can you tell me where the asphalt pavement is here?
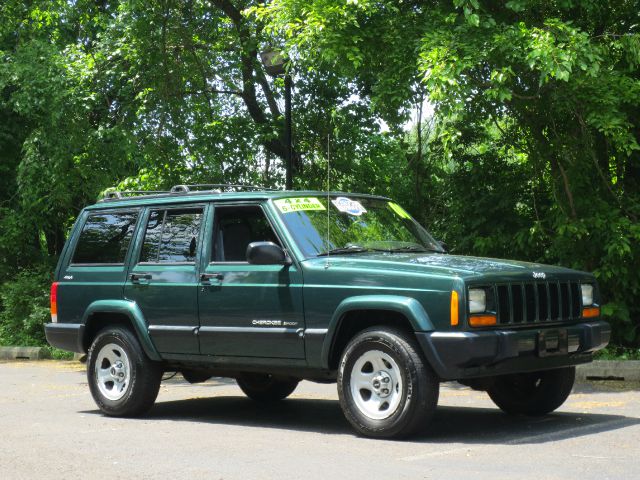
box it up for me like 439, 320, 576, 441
1, 360, 638, 479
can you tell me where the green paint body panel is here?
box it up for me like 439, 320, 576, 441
198, 262, 305, 358
319, 294, 435, 368
46, 189, 610, 381
82, 300, 161, 361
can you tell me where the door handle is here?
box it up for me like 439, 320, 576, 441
200, 272, 224, 285
130, 273, 152, 284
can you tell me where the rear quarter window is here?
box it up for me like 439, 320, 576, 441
72, 211, 139, 264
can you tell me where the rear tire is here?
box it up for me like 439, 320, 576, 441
236, 373, 299, 402
87, 327, 162, 416
487, 366, 576, 416
337, 327, 439, 439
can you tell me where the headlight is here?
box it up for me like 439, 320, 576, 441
581, 284, 594, 306
468, 288, 487, 314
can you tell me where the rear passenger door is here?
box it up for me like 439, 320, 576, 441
124, 204, 206, 354
197, 203, 305, 358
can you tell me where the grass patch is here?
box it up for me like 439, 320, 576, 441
43, 346, 75, 360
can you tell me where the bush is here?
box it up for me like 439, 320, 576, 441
594, 346, 640, 361
0, 266, 53, 346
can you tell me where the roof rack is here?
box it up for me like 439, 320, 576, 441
103, 190, 168, 200
169, 184, 279, 193
101, 183, 280, 202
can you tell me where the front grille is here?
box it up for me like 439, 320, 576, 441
494, 281, 582, 325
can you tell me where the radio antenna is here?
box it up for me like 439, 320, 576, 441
325, 133, 331, 269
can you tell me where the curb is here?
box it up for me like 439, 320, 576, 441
577, 360, 640, 382
0, 346, 51, 360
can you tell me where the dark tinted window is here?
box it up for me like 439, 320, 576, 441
140, 208, 203, 263
72, 211, 138, 264
213, 206, 280, 262
140, 210, 163, 262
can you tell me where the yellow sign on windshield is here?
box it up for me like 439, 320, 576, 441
274, 197, 326, 213
388, 202, 411, 219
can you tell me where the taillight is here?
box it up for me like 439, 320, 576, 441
50, 282, 58, 323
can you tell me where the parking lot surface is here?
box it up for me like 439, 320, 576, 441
1, 360, 638, 479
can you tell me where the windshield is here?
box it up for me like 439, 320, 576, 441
273, 195, 444, 258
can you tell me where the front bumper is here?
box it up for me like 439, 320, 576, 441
417, 320, 610, 380
45, 323, 85, 353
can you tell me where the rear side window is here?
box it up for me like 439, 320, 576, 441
72, 211, 139, 264
140, 208, 203, 263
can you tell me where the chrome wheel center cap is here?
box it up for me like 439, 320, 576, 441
110, 361, 126, 382
372, 371, 393, 398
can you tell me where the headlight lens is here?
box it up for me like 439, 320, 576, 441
468, 288, 487, 314
581, 284, 594, 306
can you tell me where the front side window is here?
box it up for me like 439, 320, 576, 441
140, 208, 203, 263
212, 206, 280, 262
72, 211, 138, 264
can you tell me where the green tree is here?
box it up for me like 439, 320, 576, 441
0, 0, 399, 345
259, 0, 640, 344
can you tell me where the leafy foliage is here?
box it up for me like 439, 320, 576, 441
259, 0, 640, 345
0, 266, 51, 346
594, 345, 640, 361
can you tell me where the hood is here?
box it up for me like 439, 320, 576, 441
302, 252, 589, 281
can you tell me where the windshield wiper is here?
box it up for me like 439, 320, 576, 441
317, 245, 373, 256
317, 245, 443, 256
387, 245, 443, 253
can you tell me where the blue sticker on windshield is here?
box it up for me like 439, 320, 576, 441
331, 197, 367, 216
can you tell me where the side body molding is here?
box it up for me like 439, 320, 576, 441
320, 295, 434, 368
82, 300, 161, 361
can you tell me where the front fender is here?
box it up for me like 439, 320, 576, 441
82, 300, 161, 361
320, 295, 434, 368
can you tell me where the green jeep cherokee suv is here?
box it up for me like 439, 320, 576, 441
46, 185, 610, 438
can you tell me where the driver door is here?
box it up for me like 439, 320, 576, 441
197, 203, 305, 358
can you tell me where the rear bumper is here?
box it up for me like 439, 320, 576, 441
45, 323, 85, 353
417, 320, 610, 380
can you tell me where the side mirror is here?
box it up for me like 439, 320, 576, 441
246, 241, 291, 265
438, 240, 448, 252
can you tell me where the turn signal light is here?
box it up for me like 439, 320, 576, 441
469, 314, 497, 327
450, 290, 459, 326
582, 307, 600, 318
50, 282, 58, 323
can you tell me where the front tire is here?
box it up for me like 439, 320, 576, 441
337, 327, 439, 439
487, 366, 576, 416
87, 327, 162, 416
236, 373, 299, 402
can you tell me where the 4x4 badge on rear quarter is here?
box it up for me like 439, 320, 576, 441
63, 275, 73, 280
533, 272, 546, 279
